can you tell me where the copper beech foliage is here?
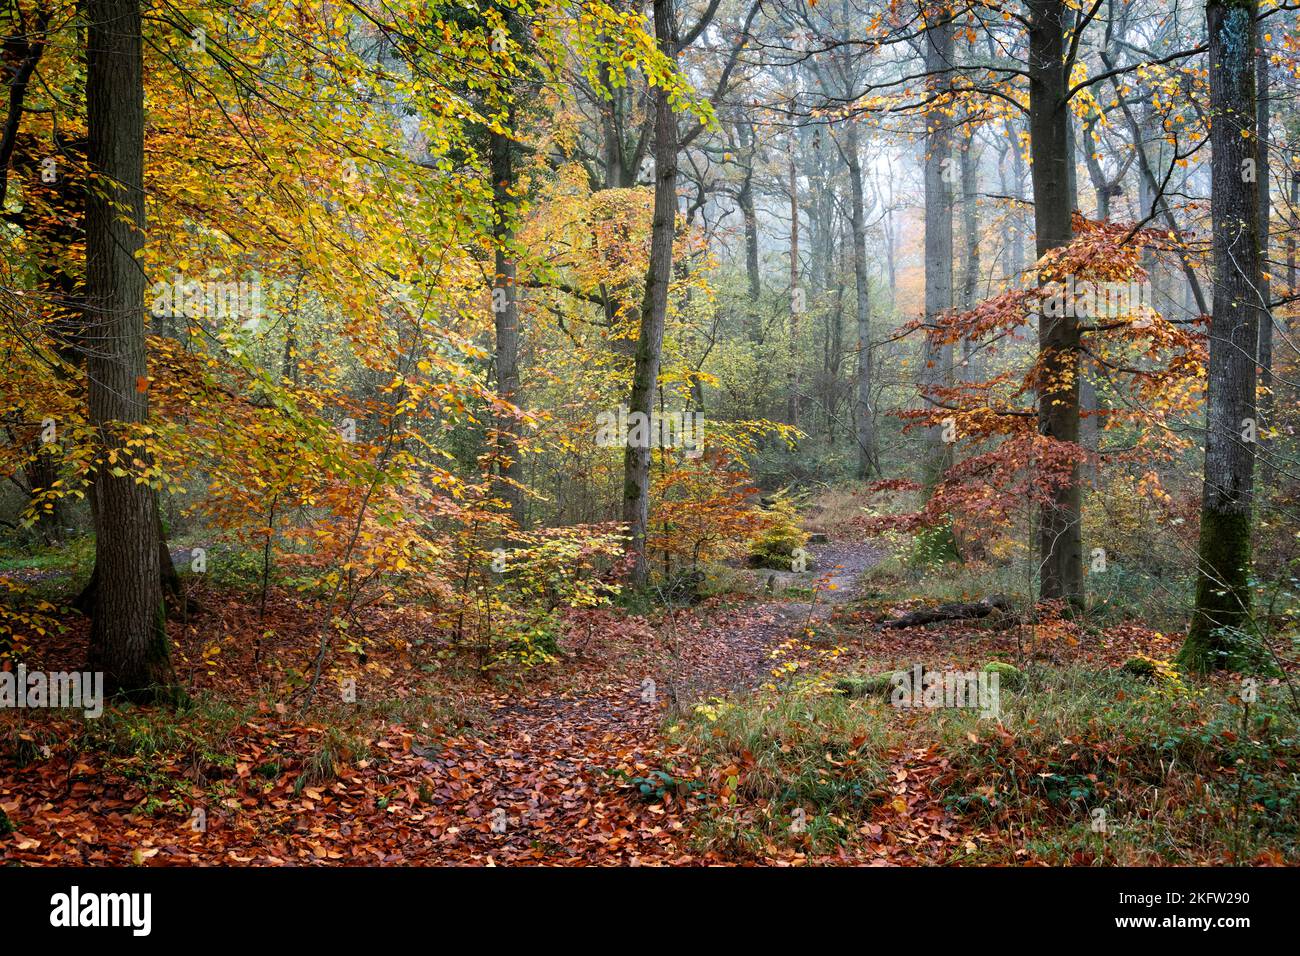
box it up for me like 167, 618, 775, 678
871, 215, 1205, 535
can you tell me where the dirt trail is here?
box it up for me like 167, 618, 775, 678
0, 540, 896, 867
394, 538, 889, 864
662, 539, 887, 704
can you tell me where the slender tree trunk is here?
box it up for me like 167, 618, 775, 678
1004, 118, 1029, 277
845, 119, 875, 476
1078, 120, 1106, 487
958, 124, 981, 402
738, 124, 761, 304
1180, 0, 1262, 672
83, 0, 175, 701
1028, 0, 1083, 606
1255, 47, 1273, 482
741, 184, 759, 302
1288, 166, 1297, 335
490, 119, 523, 525
787, 145, 801, 426
737, 121, 762, 342
959, 131, 981, 315
622, 0, 677, 587
921, 9, 954, 491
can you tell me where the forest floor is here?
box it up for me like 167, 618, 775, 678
0, 537, 927, 865
1, 534, 1287, 866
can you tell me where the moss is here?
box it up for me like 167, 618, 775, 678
1120, 656, 1158, 681
1179, 508, 1259, 674
981, 661, 1024, 691
834, 673, 896, 699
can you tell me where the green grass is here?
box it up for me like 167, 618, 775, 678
0, 536, 96, 602
665, 660, 1299, 864
918, 666, 1299, 864
666, 689, 899, 858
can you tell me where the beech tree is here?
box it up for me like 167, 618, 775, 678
83, 0, 176, 699
1027, 0, 1083, 606
622, 0, 679, 586
1179, 0, 1263, 672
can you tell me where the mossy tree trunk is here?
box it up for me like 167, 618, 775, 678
1179, 0, 1262, 673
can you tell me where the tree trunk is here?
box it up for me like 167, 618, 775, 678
959, 131, 981, 315
1288, 166, 1297, 336
490, 119, 523, 525
83, 0, 175, 701
1004, 118, 1029, 277
1028, 0, 1083, 606
1078, 120, 1105, 488
738, 124, 761, 302
1284, 162, 1294, 335
921, 9, 954, 490
1255, 47, 1273, 483
787, 145, 801, 426
845, 120, 875, 477
1179, 0, 1261, 673
622, 0, 677, 587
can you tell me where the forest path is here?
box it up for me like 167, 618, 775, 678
393, 537, 893, 865
0, 539, 902, 867
4, 538, 972, 867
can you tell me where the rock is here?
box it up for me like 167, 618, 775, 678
1120, 656, 1159, 682
807, 532, 829, 544
834, 673, 897, 699
981, 661, 1025, 691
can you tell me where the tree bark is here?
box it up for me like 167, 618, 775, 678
738, 123, 761, 305
1028, 0, 1083, 606
490, 118, 523, 525
83, 0, 175, 700
1180, 0, 1262, 672
1289, 165, 1298, 336
1003, 118, 1029, 277
845, 119, 875, 477
787, 144, 801, 426
921, 9, 954, 490
622, 0, 677, 587
1255, 47, 1273, 482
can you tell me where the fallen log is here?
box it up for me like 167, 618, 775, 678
878, 594, 1011, 629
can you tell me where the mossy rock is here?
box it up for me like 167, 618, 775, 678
1120, 656, 1159, 682
981, 661, 1025, 691
834, 673, 897, 699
